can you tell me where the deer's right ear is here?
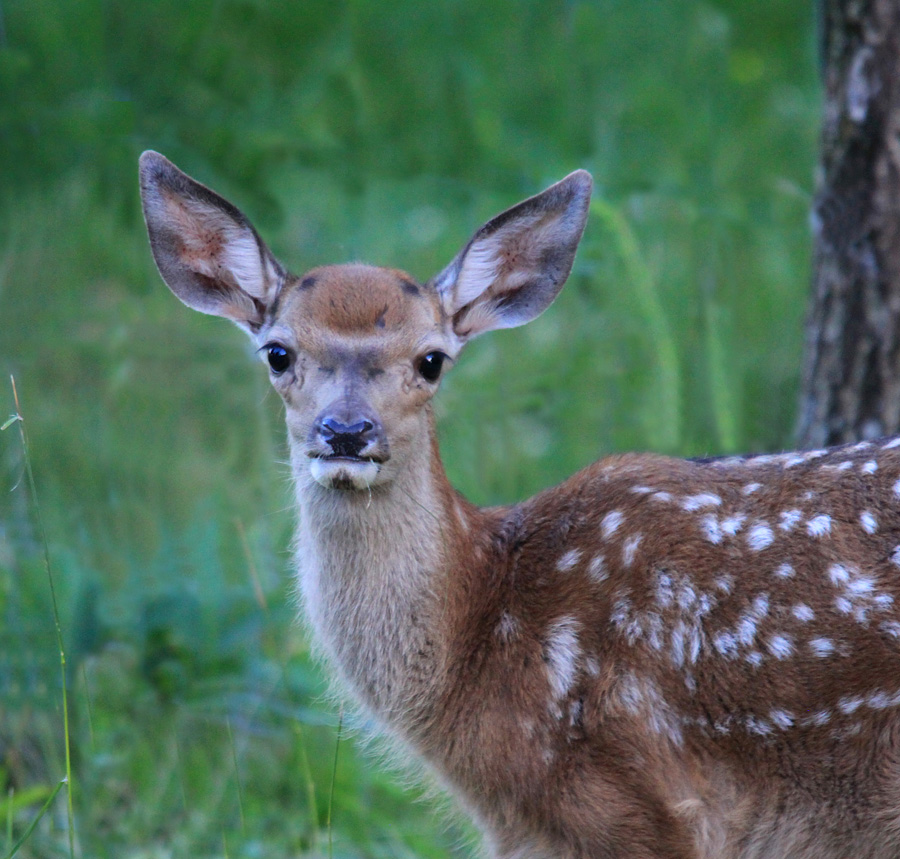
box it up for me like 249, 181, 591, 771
139, 151, 285, 333
432, 170, 592, 343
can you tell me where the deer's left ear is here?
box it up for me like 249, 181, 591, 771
431, 170, 592, 342
139, 151, 285, 334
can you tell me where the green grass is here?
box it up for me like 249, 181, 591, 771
0, 0, 819, 855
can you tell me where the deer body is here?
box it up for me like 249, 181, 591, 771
139, 151, 900, 857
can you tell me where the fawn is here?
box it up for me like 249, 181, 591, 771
140, 150, 900, 858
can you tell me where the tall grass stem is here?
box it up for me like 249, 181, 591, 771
6, 377, 76, 857
2, 778, 66, 859
588, 199, 683, 451
327, 707, 343, 859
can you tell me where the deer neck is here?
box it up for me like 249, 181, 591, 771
292, 409, 463, 729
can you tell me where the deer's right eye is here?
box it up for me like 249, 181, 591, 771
417, 351, 447, 383
266, 344, 292, 374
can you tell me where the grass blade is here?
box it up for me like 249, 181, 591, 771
226, 717, 246, 837
588, 199, 683, 451
326, 707, 343, 859
2, 778, 66, 859
6, 377, 76, 857
294, 722, 319, 850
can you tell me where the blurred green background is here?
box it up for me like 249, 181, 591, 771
0, 1, 818, 856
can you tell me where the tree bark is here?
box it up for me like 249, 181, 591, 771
797, 0, 900, 448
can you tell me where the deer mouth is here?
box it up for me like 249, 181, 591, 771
308, 450, 388, 467
308, 453, 384, 490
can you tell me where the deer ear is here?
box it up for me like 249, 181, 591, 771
139, 151, 285, 333
432, 170, 592, 342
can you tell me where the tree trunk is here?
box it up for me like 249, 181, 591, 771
797, 0, 900, 448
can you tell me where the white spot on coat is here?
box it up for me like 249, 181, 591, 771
867, 691, 891, 709
736, 595, 768, 647
751, 593, 770, 616
601, 510, 624, 539
677, 583, 697, 611
682, 493, 722, 511
769, 709, 795, 729
881, 621, 900, 639
713, 631, 738, 658
774, 562, 795, 579
715, 575, 734, 594
587, 554, 607, 583
544, 617, 580, 699
747, 522, 775, 551
809, 638, 835, 657
792, 604, 814, 622
807, 515, 832, 537
687, 625, 702, 664
884, 437, 900, 450
721, 514, 747, 536
847, 576, 875, 596
829, 564, 851, 586
496, 611, 520, 642
670, 621, 687, 668
610, 596, 632, 628
644, 612, 664, 651
556, 548, 582, 572
622, 534, 643, 567
742, 482, 762, 495
745, 715, 774, 736
838, 695, 864, 715
656, 572, 674, 608
860, 511, 878, 535
699, 514, 722, 544
778, 510, 803, 532
767, 634, 794, 659
800, 710, 832, 727
861, 460, 878, 474
613, 675, 683, 747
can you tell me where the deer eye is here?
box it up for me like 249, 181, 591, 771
265, 344, 292, 374
417, 351, 447, 383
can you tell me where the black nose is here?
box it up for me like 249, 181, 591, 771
317, 416, 376, 458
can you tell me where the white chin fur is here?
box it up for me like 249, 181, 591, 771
310, 457, 380, 490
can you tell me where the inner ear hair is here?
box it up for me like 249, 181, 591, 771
139, 151, 285, 332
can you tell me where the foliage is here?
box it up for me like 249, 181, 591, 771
0, 0, 818, 855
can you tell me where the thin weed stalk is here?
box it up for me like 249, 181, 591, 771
293, 722, 319, 850
81, 664, 95, 751
588, 199, 682, 452
2, 778, 66, 859
226, 717, 246, 837
326, 707, 343, 859
4, 377, 76, 857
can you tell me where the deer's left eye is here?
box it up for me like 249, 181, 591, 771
265, 344, 292, 374
417, 351, 446, 383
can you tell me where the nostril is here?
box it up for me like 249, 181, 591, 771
347, 419, 374, 436
320, 417, 375, 438
320, 417, 340, 438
